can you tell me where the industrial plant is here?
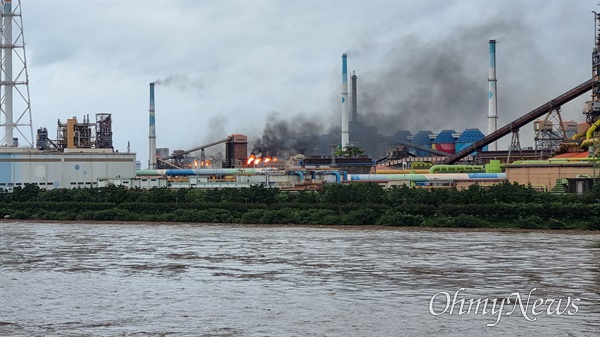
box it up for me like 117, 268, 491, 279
2, 0, 600, 194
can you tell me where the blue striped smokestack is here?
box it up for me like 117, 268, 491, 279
488, 40, 498, 151
341, 53, 349, 147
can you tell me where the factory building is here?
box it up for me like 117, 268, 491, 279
0, 113, 136, 191
0, 147, 136, 190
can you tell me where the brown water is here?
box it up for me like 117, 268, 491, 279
1, 222, 599, 336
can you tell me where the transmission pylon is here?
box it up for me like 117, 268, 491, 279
0, 0, 33, 147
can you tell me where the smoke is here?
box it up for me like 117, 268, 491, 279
358, 18, 528, 136
252, 14, 569, 158
203, 115, 228, 157
251, 112, 324, 157
153, 74, 204, 91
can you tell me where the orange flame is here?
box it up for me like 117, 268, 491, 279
254, 158, 262, 165
247, 155, 255, 165
264, 157, 271, 163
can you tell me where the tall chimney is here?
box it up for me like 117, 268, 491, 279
341, 53, 349, 148
488, 39, 498, 151
149, 83, 157, 169
351, 71, 358, 124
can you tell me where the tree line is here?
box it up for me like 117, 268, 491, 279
1, 182, 599, 230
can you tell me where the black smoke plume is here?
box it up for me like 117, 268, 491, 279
252, 112, 323, 157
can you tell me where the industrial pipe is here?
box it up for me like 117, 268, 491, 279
290, 171, 305, 182
136, 168, 259, 176
322, 171, 341, 183
350, 173, 506, 182
428, 165, 485, 174
585, 119, 600, 141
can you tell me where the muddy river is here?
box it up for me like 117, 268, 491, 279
1, 222, 599, 336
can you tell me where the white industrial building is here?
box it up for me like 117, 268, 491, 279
0, 148, 136, 190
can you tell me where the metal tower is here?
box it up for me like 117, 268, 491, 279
0, 0, 33, 147
585, 10, 600, 124
506, 128, 522, 163
534, 108, 567, 158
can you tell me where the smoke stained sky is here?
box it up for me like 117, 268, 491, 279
20, 0, 595, 164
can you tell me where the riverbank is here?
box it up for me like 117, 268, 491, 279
2, 219, 599, 235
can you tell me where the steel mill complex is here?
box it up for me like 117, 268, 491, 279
1, 0, 599, 194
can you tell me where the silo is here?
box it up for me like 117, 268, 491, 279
456, 129, 487, 154
412, 131, 434, 157
432, 130, 457, 154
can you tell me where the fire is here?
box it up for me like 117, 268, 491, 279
246, 153, 279, 166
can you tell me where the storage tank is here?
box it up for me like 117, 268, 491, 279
412, 131, 434, 157
455, 128, 487, 154
432, 130, 457, 154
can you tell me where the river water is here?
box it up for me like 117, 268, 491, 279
0, 222, 599, 336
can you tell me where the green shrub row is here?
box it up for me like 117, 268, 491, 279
1, 182, 599, 230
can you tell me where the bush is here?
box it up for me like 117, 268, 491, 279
377, 210, 424, 227
451, 214, 489, 228
547, 218, 566, 230
516, 215, 544, 229
342, 208, 379, 225
421, 216, 454, 227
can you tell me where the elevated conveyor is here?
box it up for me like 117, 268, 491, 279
442, 79, 593, 164
159, 138, 228, 161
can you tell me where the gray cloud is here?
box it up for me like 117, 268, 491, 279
20, 1, 595, 165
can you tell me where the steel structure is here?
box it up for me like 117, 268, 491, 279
0, 0, 32, 147
442, 79, 593, 164
585, 11, 600, 124
157, 138, 230, 169
160, 138, 229, 161
95, 113, 113, 149
534, 108, 567, 159
506, 129, 522, 163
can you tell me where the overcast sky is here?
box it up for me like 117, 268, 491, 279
15, 0, 597, 165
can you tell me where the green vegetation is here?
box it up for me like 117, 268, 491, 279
1, 182, 600, 230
